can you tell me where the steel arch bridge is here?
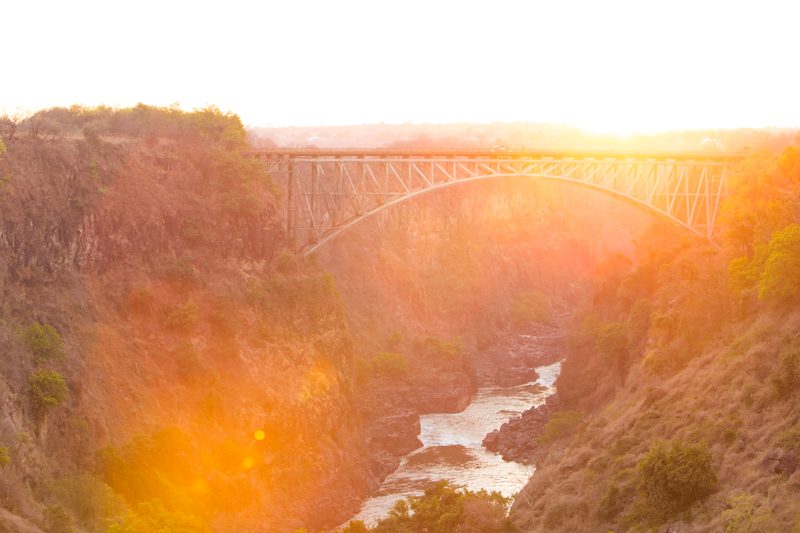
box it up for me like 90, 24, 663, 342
253, 149, 740, 255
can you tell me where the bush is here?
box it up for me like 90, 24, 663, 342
29, 370, 69, 418
758, 224, 800, 303
538, 411, 582, 445
107, 499, 209, 533
721, 493, 775, 532
166, 257, 197, 286
637, 440, 717, 520
174, 342, 204, 381
165, 300, 199, 332
338, 521, 368, 533
510, 290, 553, 327
417, 336, 461, 359
127, 287, 154, 315
0, 446, 9, 467
369, 352, 409, 377
23, 322, 64, 361
598, 484, 623, 520
777, 425, 800, 451
368, 481, 515, 533
595, 321, 630, 376
771, 347, 800, 398
43, 505, 74, 533
47, 474, 125, 528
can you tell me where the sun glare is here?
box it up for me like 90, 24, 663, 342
3, 0, 800, 131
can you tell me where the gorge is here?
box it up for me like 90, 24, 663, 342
1, 107, 800, 532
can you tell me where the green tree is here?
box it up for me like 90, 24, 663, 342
29, 370, 69, 418
369, 481, 516, 533
637, 440, 717, 520
758, 224, 800, 302
538, 411, 582, 445
107, 499, 208, 533
23, 322, 64, 361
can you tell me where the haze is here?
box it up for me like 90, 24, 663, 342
4, 0, 800, 133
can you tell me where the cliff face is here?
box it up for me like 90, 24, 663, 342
0, 108, 661, 532
507, 221, 800, 532
313, 177, 649, 490
0, 114, 375, 532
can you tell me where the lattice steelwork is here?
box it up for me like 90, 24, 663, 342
253, 150, 738, 255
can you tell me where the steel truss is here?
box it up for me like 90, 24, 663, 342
253, 150, 737, 255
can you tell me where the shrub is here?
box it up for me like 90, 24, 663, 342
165, 300, 199, 332
595, 321, 630, 375
43, 505, 74, 533
179, 217, 204, 244
758, 224, 800, 303
0, 446, 9, 467
166, 257, 197, 286
510, 290, 553, 327
598, 484, 623, 520
107, 499, 209, 533
127, 287, 154, 315
542, 500, 575, 530
777, 425, 800, 451
23, 322, 64, 361
721, 493, 775, 532
29, 370, 69, 418
339, 521, 368, 532
174, 342, 204, 381
47, 474, 124, 528
771, 347, 800, 398
417, 336, 461, 359
538, 411, 582, 445
221, 190, 260, 218
274, 250, 298, 274
369, 481, 515, 533
637, 440, 717, 520
728, 250, 765, 298
369, 352, 409, 377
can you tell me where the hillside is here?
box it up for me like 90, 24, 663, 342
0, 106, 376, 532
507, 147, 800, 531
0, 106, 652, 532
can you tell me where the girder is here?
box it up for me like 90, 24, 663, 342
252, 150, 740, 255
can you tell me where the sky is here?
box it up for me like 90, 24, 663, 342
3, 0, 800, 134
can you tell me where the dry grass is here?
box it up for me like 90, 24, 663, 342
510, 309, 800, 532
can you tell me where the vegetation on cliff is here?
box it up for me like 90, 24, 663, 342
510, 144, 800, 531
339, 481, 517, 533
0, 106, 371, 532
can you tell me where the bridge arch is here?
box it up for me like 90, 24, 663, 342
254, 150, 736, 256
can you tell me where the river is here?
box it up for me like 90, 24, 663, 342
348, 360, 561, 526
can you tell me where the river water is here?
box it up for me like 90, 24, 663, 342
349, 360, 561, 526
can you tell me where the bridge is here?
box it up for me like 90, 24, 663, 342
253, 149, 740, 255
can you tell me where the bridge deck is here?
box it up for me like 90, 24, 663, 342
251, 148, 743, 162
252, 148, 740, 254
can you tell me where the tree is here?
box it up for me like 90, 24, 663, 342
637, 440, 717, 520
758, 224, 800, 303
23, 322, 65, 361
368, 481, 516, 533
29, 370, 69, 419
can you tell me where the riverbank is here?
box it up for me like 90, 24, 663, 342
350, 360, 561, 527
357, 324, 566, 486
338, 327, 565, 529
